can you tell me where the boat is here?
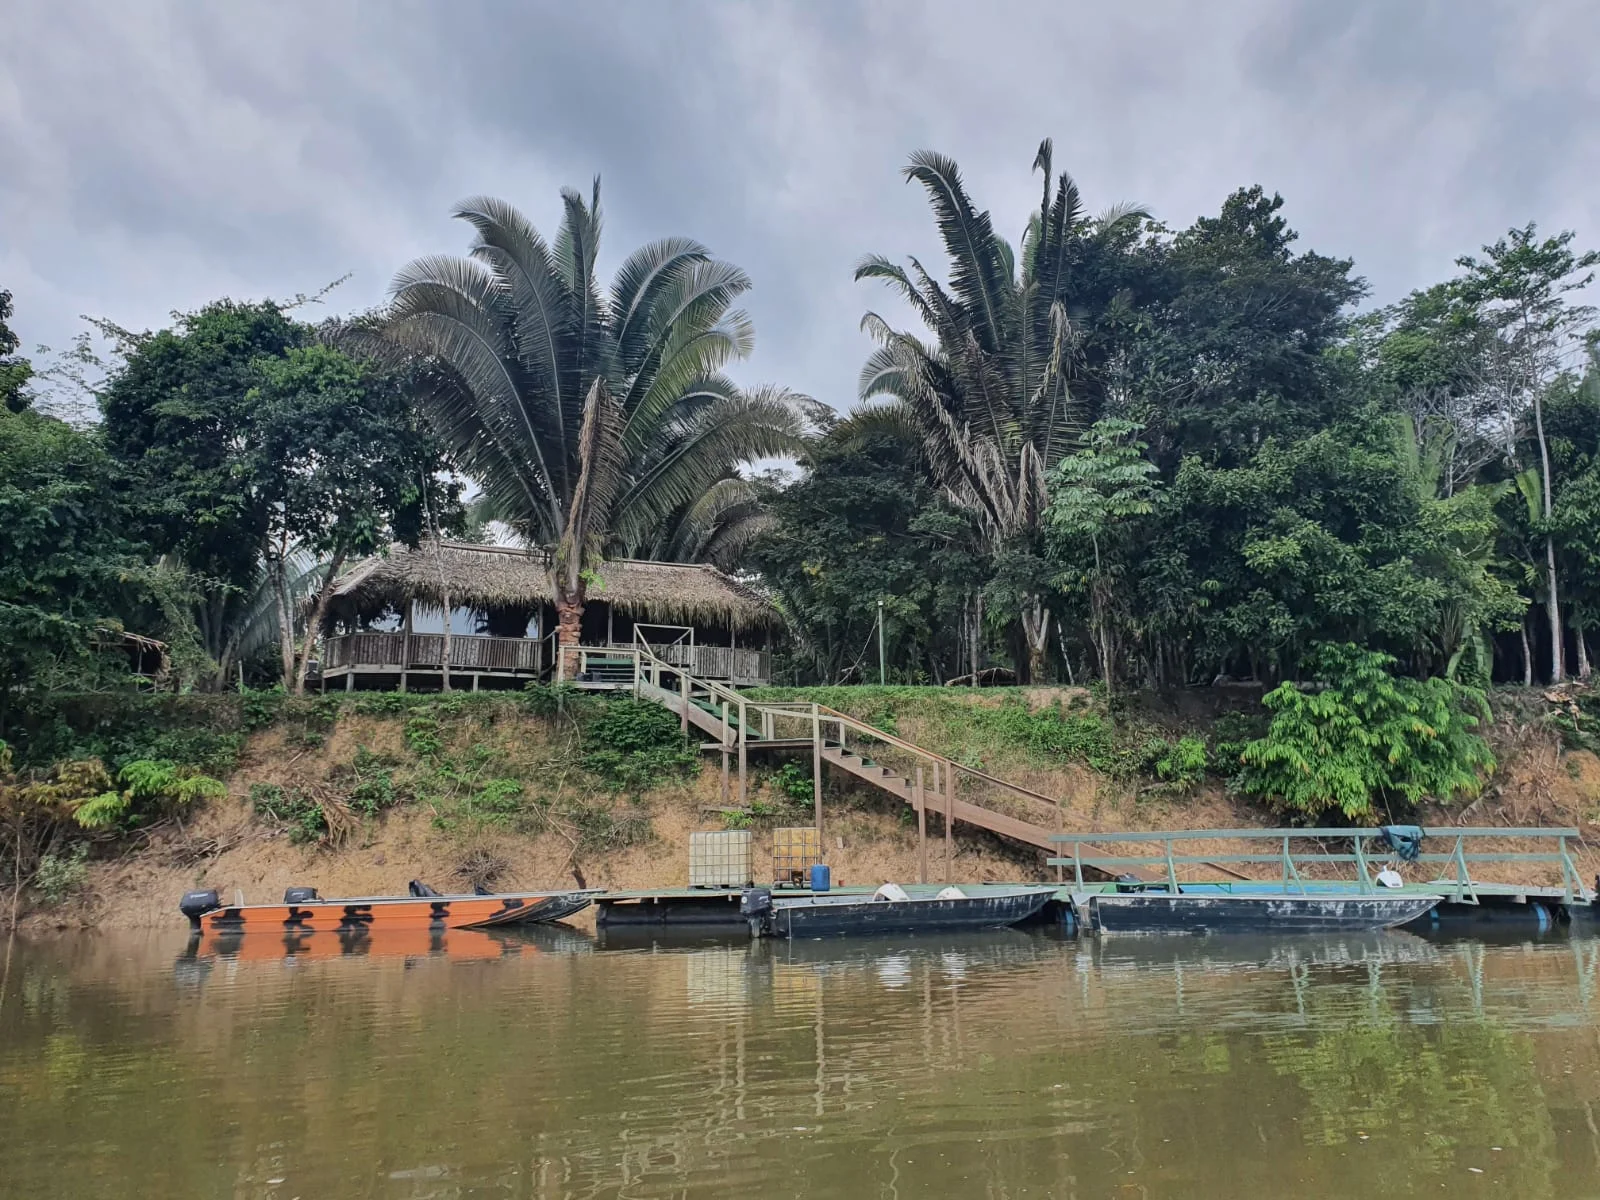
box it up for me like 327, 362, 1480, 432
742, 883, 1056, 939
1081, 889, 1442, 936
179, 881, 600, 933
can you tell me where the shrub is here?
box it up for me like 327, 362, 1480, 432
521, 682, 581, 717
1138, 735, 1207, 795
1235, 643, 1495, 820
33, 843, 90, 904
403, 714, 443, 759
461, 778, 525, 822
581, 698, 698, 792
74, 759, 226, 831
250, 780, 326, 844
769, 761, 814, 803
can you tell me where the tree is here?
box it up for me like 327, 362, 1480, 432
100, 300, 306, 679
0, 407, 156, 722
248, 344, 457, 693
851, 140, 1146, 682
1046, 418, 1160, 696
0, 289, 32, 413
750, 427, 985, 683
374, 185, 806, 670
1453, 224, 1599, 682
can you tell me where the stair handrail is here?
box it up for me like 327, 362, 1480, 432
633, 652, 1062, 818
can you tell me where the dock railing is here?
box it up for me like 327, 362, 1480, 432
1046, 827, 1592, 904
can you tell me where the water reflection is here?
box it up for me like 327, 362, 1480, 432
2, 927, 1600, 1197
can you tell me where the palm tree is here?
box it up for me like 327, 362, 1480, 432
376, 183, 806, 666
851, 140, 1145, 681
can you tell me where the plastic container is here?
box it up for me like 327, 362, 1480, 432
809, 863, 831, 892
688, 830, 753, 888
773, 826, 823, 886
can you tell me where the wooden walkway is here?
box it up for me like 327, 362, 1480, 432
620, 646, 1093, 873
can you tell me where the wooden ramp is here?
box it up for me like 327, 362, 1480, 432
629, 649, 1104, 871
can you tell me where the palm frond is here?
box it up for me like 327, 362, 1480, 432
902, 150, 1015, 351
612, 237, 711, 369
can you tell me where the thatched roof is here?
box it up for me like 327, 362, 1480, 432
327, 541, 779, 630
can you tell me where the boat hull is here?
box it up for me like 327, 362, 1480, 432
196, 892, 592, 934
1086, 892, 1441, 936
770, 887, 1054, 939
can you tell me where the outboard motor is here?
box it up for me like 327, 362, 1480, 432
408, 879, 441, 898
282, 886, 320, 904
178, 889, 221, 930
740, 886, 773, 938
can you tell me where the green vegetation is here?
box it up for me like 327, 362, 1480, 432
579, 698, 700, 793
4, 144, 1600, 879
1235, 644, 1495, 819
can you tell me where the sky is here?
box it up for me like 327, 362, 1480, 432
3, 0, 1597, 414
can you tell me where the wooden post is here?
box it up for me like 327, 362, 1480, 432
915, 766, 927, 885
1055, 794, 1064, 883
399, 603, 412, 694
680, 669, 690, 734
811, 704, 824, 844
945, 766, 954, 882
721, 701, 731, 807
737, 700, 747, 807
440, 591, 452, 693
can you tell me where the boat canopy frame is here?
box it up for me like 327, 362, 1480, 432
1046, 826, 1591, 905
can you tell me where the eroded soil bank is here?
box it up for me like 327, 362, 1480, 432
17, 685, 1600, 933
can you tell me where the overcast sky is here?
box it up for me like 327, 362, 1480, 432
3, 0, 1597, 413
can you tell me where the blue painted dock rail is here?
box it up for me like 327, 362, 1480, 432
1046, 827, 1592, 905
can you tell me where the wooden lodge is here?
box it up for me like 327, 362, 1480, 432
319, 541, 779, 691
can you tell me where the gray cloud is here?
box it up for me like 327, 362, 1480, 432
3, 0, 1596, 413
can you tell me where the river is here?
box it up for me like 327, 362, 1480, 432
2, 926, 1598, 1197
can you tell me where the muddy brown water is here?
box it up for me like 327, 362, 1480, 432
3, 926, 1600, 1198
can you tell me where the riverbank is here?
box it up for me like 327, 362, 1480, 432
11, 684, 1600, 932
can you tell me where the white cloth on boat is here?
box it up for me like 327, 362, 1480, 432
873, 884, 910, 902
935, 886, 967, 900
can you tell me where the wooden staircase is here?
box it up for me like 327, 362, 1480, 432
628, 645, 1085, 866
819, 746, 1062, 853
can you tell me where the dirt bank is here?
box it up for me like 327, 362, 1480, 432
19, 687, 1600, 933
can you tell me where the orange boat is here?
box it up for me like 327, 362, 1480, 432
179, 882, 597, 933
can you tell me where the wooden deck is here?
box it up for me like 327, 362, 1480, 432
320, 633, 770, 689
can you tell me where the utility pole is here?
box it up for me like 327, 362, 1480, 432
877, 598, 886, 686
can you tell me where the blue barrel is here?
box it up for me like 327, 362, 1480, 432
809, 863, 831, 892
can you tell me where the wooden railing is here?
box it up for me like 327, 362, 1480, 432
323, 632, 544, 674
597, 639, 769, 684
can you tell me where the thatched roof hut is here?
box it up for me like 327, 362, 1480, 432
325, 541, 779, 632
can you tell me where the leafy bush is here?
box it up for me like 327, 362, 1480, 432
74, 759, 226, 830
403, 714, 443, 759
250, 780, 326, 844
1235, 643, 1495, 820
461, 778, 525, 822
1136, 734, 1207, 795
240, 687, 283, 731
769, 761, 814, 803
581, 698, 698, 792
520, 682, 582, 717
33, 843, 89, 904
